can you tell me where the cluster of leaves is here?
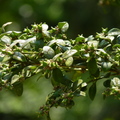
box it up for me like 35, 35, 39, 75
0, 22, 120, 119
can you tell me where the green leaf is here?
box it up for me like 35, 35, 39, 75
86, 35, 94, 41
103, 80, 111, 87
72, 81, 79, 91
56, 39, 65, 46
1, 36, 11, 45
6, 31, 21, 37
66, 100, 75, 109
0, 41, 5, 48
48, 39, 65, 46
117, 35, 120, 44
65, 40, 71, 46
34, 40, 44, 50
52, 68, 63, 84
105, 35, 114, 42
62, 49, 77, 59
65, 57, 73, 67
43, 46, 55, 59
62, 76, 72, 86
104, 72, 111, 78
2, 55, 11, 62
2, 22, 12, 32
88, 57, 99, 77
11, 74, 20, 85
108, 28, 120, 36
75, 35, 85, 43
97, 49, 107, 55
98, 40, 109, 48
59, 45, 71, 52
52, 68, 71, 86
113, 44, 120, 48
10, 37, 36, 49
12, 83, 23, 96
51, 77, 59, 86
42, 31, 50, 38
89, 82, 96, 100
58, 22, 69, 32
13, 52, 26, 62
53, 53, 62, 60
2, 73, 12, 81
88, 40, 99, 48
47, 40, 56, 46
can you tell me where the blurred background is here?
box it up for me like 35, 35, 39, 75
1, 0, 120, 38
0, 0, 120, 120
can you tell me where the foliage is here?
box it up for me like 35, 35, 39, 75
0, 22, 120, 120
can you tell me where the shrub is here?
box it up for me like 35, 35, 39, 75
0, 22, 120, 120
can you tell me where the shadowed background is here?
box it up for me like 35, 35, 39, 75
1, 0, 120, 38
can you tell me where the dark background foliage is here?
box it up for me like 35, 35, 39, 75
1, 0, 120, 38
0, 0, 120, 120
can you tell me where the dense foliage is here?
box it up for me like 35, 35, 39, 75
0, 22, 120, 120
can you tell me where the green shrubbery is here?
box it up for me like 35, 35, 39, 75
0, 22, 120, 120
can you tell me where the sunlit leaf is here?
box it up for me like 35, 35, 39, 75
53, 53, 62, 60
2, 22, 12, 32
80, 91, 86, 96
65, 57, 73, 67
62, 49, 77, 58
56, 39, 65, 46
42, 31, 50, 38
11, 74, 20, 84
58, 22, 69, 32
105, 35, 114, 42
2, 55, 11, 62
43, 46, 55, 59
97, 49, 107, 55
48, 39, 65, 46
42, 23, 48, 31
10, 37, 36, 49
88, 40, 99, 48
1, 36, 11, 45
108, 28, 120, 36
86, 35, 94, 41
47, 40, 56, 46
